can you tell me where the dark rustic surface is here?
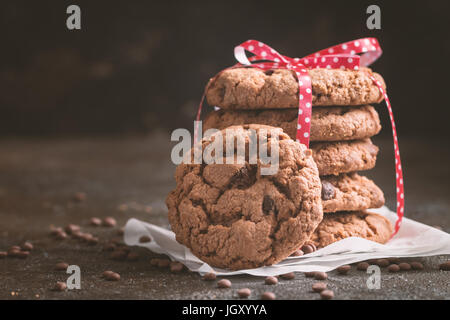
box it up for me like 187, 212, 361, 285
0, 133, 449, 300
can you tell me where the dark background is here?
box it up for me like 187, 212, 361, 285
0, 0, 449, 138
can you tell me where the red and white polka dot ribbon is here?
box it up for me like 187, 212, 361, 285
196, 38, 404, 237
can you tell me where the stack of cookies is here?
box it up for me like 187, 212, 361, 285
203, 67, 392, 249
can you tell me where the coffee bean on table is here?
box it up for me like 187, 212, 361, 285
87, 236, 99, 245
261, 292, 276, 300
376, 259, 390, 267
314, 272, 328, 280
21, 242, 33, 251
439, 261, 450, 271
0, 251, 7, 258
217, 279, 232, 288
103, 217, 117, 227
237, 288, 251, 298
126, 252, 139, 262
411, 262, 424, 270
265, 276, 278, 285
55, 231, 68, 240
170, 262, 184, 273
388, 257, 401, 264
399, 262, 411, 271
202, 272, 216, 281
388, 264, 400, 273
53, 282, 67, 291
304, 271, 316, 278
8, 246, 21, 254
90, 217, 102, 226
357, 262, 369, 271
301, 244, 314, 254
139, 236, 151, 243
16, 251, 29, 259
280, 272, 295, 280
337, 265, 351, 275
73, 192, 86, 202
65, 224, 80, 234
312, 282, 327, 293
157, 259, 170, 268
290, 249, 304, 257
55, 262, 69, 271
320, 289, 334, 300
110, 250, 128, 261
116, 228, 125, 236
104, 271, 120, 281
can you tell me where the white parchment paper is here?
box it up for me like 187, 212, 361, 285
124, 206, 450, 276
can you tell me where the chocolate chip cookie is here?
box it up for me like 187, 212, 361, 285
310, 211, 392, 248
321, 173, 385, 212
203, 105, 381, 142
206, 67, 385, 110
311, 139, 378, 176
166, 125, 323, 270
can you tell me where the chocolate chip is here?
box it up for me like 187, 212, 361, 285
103, 217, 117, 227
410, 262, 424, 270
0, 251, 7, 259
139, 236, 151, 243
90, 217, 102, 226
376, 259, 390, 267
314, 271, 328, 280
357, 262, 369, 271
304, 271, 316, 278
53, 282, 67, 291
321, 181, 336, 200
104, 271, 120, 281
217, 279, 232, 288
261, 292, 276, 300
337, 265, 351, 275
312, 282, 327, 293
265, 276, 278, 285
203, 272, 216, 281
439, 261, 450, 270
280, 272, 295, 280
237, 288, 251, 298
320, 289, 334, 300
399, 262, 411, 271
264, 70, 274, 76
55, 262, 69, 271
262, 196, 275, 214
21, 242, 33, 251
231, 165, 256, 189
170, 262, 184, 273
388, 264, 400, 273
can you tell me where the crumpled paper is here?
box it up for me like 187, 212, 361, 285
124, 206, 450, 276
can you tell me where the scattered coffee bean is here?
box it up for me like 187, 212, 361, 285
304, 271, 316, 278
357, 262, 369, 271
64, 224, 80, 235
290, 249, 304, 257
388, 264, 400, 273
261, 292, 276, 300
305, 242, 317, 252
337, 265, 351, 275
388, 257, 401, 264
87, 236, 99, 246
73, 192, 86, 202
301, 244, 314, 254
399, 262, 411, 271
217, 279, 232, 288
150, 258, 160, 266
157, 259, 171, 268
103, 217, 117, 227
439, 261, 450, 271
116, 228, 125, 236
237, 288, 251, 298
110, 250, 128, 261
265, 276, 278, 285
367, 259, 378, 265
53, 282, 67, 291
170, 262, 184, 273
89, 217, 102, 226
410, 262, 424, 270
312, 282, 327, 293
203, 272, 216, 281
139, 236, 151, 243
55, 262, 69, 271
314, 272, 328, 280
21, 242, 33, 251
50, 227, 63, 236
376, 259, 390, 268
104, 271, 120, 281
55, 231, 68, 240
102, 270, 114, 278
126, 252, 139, 262
0, 251, 7, 259
320, 289, 334, 300
280, 272, 295, 280
8, 246, 21, 254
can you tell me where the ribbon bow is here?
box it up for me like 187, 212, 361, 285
196, 38, 404, 238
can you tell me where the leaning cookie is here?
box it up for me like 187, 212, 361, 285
203, 105, 381, 142
166, 125, 323, 270
321, 173, 385, 213
310, 211, 393, 248
311, 139, 379, 176
206, 67, 385, 110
